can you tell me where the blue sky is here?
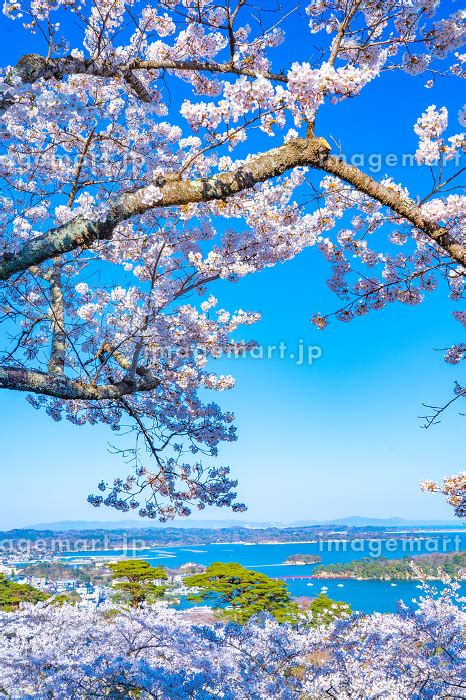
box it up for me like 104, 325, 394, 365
0, 3, 464, 529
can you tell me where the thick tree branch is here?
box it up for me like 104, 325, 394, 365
0, 53, 288, 115
320, 156, 466, 267
0, 137, 331, 280
11, 53, 287, 84
0, 366, 160, 400
47, 265, 67, 375
96, 342, 155, 383
1, 136, 464, 282
0, 53, 287, 116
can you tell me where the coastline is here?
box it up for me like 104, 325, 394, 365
311, 574, 457, 581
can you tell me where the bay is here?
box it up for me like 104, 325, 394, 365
59, 530, 466, 613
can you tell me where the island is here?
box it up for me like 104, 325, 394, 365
312, 551, 466, 580
284, 554, 322, 565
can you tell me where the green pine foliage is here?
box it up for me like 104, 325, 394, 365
0, 574, 49, 611
185, 562, 298, 623
52, 591, 82, 606
107, 560, 168, 608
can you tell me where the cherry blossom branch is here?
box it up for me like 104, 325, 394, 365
420, 393, 465, 428
0, 137, 331, 280
0, 366, 160, 400
1, 136, 464, 283
96, 342, 158, 384
328, 0, 363, 66
47, 265, 67, 375
0, 51, 287, 114
6, 51, 288, 93
320, 155, 466, 267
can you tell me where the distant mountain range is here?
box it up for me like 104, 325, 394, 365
292, 516, 459, 528
25, 519, 282, 531
22, 516, 459, 532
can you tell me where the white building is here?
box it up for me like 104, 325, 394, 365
0, 563, 14, 576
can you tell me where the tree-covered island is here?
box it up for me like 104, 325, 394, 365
312, 552, 466, 580
284, 554, 322, 565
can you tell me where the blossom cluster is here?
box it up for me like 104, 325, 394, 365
0, 578, 464, 699
414, 105, 464, 165
421, 471, 466, 518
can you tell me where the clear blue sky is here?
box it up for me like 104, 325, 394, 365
0, 4, 464, 529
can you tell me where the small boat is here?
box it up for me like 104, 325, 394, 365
337, 584, 344, 588
306, 583, 313, 587
390, 583, 397, 587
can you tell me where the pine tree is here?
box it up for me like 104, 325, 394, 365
185, 562, 298, 623
108, 560, 168, 609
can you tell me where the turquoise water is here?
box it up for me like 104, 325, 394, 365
60, 530, 466, 613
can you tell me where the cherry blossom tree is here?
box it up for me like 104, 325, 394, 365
0, 0, 464, 519
0, 578, 464, 698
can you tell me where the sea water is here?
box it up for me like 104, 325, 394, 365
59, 530, 466, 613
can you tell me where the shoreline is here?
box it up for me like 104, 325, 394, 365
41, 532, 465, 554
311, 575, 455, 581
